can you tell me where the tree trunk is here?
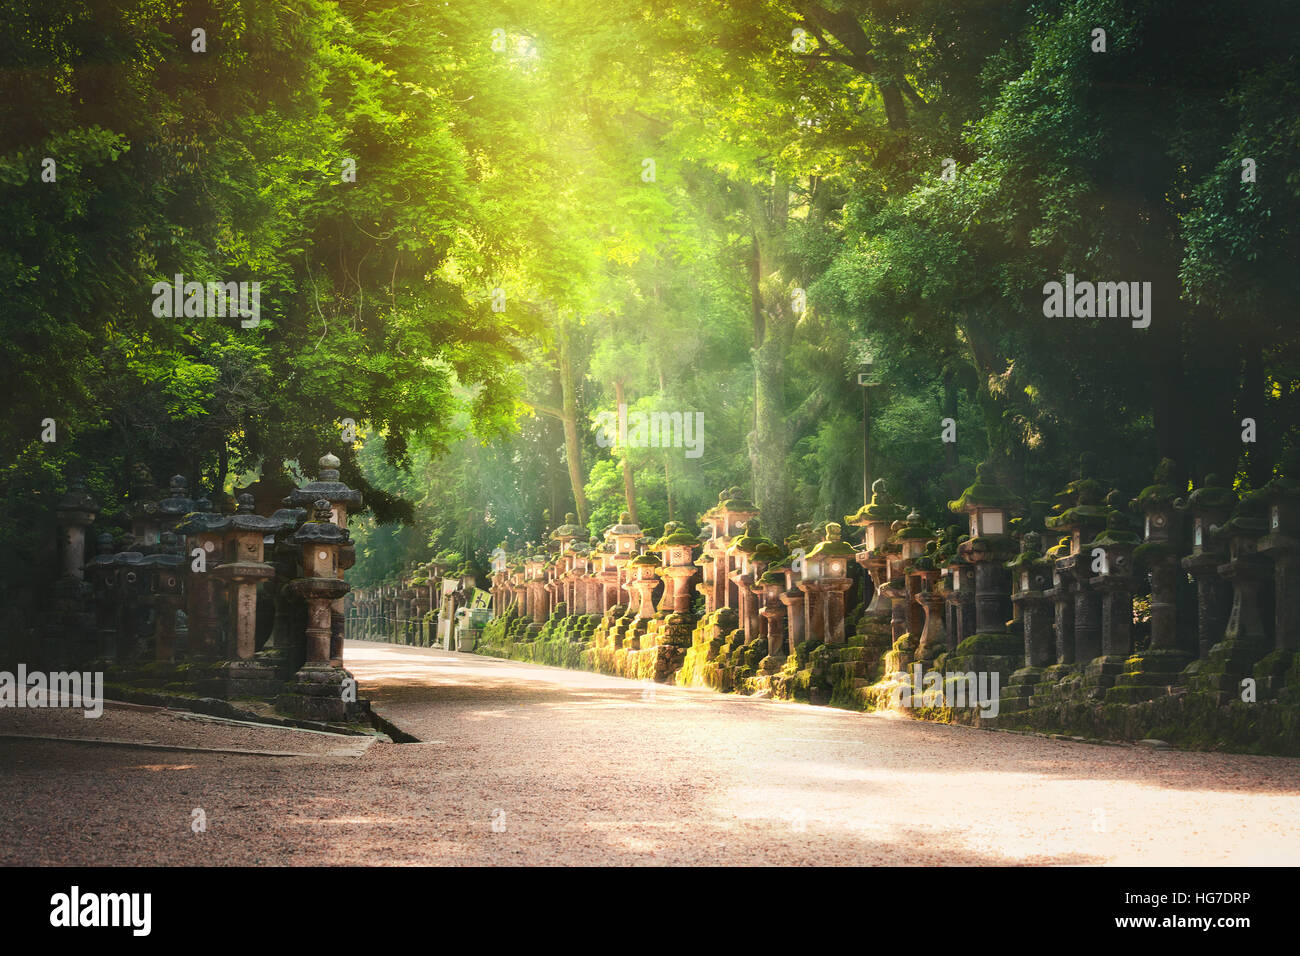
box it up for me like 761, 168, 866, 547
558, 324, 589, 526
743, 187, 795, 539
613, 380, 637, 522
665, 457, 674, 522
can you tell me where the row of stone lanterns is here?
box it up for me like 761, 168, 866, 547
41, 455, 367, 722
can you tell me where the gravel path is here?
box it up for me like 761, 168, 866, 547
1, 639, 1297, 865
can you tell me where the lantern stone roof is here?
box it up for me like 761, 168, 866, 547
846, 479, 908, 525
657, 529, 700, 548
945, 549, 972, 569
1133, 458, 1182, 509
155, 475, 195, 517
727, 520, 767, 555
1046, 501, 1111, 530
752, 541, 784, 563
282, 453, 364, 510
175, 499, 230, 535
1174, 475, 1236, 512
230, 493, 293, 533
705, 487, 758, 517
1210, 491, 1270, 538
890, 510, 933, 542
57, 478, 98, 514
609, 511, 641, 536
290, 500, 351, 545
757, 570, 785, 586
629, 553, 661, 568
807, 523, 856, 558
550, 513, 583, 538
1262, 474, 1300, 502
949, 463, 1019, 513
1045, 469, 1112, 529
1082, 526, 1141, 551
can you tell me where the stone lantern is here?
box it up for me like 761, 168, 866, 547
212, 494, 282, 662
87, 532, 122, 659
1002, 532, 1055, 711
1043, 462, 1111, 665
657, 525, 700, 615
695, 551, 716, 614
947, 463, 1023, 681
1258, 468, 1300, 698
156, 475, 196, 540
627, 552, 662, 622
943, 547, 976, 650
909, 548, 947, 666
1081, 507, 1140, 695
711, 489, 759, 609
46, 478, 98, 666
585, 537, 605, 614
595, 541, 619, 613
256, 504, 307, 666
806, 523, 855, 645
1172, 475, 1237, 661
727, 520, 768, 643
280, 500, 355, 721
142, 532, 187, 662
127, 471, 164, 551
608, 512, 642, 606
551, 513, 582, 554
895, 510, 932, 641
846, 479, 908, 622
509, 564, 526, 617
755, 569, 789, 657
796, 533, 828, 643
1195, 492, 1271, 701
56, 478, 98, 583
523, 551, 549, 633
489, 546, 508, 615
282, 453, 363, 664
1111, 461, 1193, 700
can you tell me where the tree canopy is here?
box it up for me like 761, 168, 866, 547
4, 0, 1297, 591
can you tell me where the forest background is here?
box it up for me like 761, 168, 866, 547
3, 0, 1297, 591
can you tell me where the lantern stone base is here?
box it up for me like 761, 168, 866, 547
999, 666, 1045, 714
198, 659, 285, 699
277, 663, 366, 722
102, 659, 186, 691
942, 630, 1023, 691
1105, 649, 1193, 703
883, 630, 919, 674
1078, 655, 1127, 696
1254, 649, 1300, 702
1190, 638, 1269, 703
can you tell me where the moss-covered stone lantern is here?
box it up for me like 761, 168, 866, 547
1081, 504, 1141, 694
627, 552, 662, 622
1258, 464, 1300, 683
845, 478, 908, 621
1002, 532, 1056, 711
1195, 492, 1271, 701
946, 462, 1024, 684
656, 525, 700, 616
727, 519, 768, 643
550, 513, 582, 554
1112, 461, 1194, 701
1043, 460, 1111, 665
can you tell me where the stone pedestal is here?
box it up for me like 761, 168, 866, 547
914, 589, 948, 665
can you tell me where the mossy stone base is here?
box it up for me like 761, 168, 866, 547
1105, 649, 1192, 703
